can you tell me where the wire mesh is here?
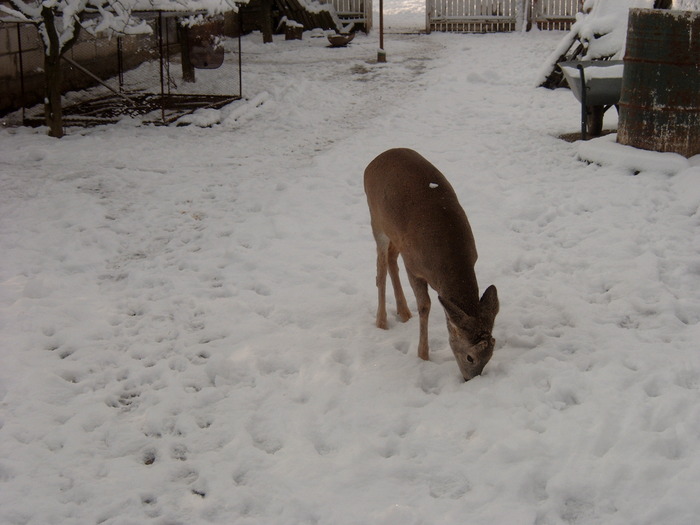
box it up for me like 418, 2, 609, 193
4, 13, 241, 127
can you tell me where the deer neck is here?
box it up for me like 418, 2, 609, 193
434, 265, 480, 319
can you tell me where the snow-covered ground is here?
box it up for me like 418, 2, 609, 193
2, 19, 700, 525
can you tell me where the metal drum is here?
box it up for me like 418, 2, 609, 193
618, 8, 700, 158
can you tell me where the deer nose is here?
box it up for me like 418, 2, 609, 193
461, 364, 486, 382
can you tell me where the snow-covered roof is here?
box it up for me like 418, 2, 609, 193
129, 0, 245, 14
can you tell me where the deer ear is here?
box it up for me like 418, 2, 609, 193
478, 285, 499, 331
438, 296, 477, 330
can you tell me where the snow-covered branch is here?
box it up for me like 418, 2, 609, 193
0, 0, 40, 20
5, 0, 241, 56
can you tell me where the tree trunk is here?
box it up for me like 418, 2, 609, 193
44, 53, 63, 138
178, 24, 196, 83
42, 6, 64, 138
260, 0, 273, 43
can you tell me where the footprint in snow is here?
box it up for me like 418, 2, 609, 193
429, 473, 471, 500
170, 443, 188, 461
394, 341, 410, 355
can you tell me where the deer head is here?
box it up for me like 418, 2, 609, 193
439, 285, 499, 381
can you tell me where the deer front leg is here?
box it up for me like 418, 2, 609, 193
407, 270, 430, 360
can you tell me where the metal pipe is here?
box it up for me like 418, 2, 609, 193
577, 63, 587, 140
117, 36, 124, 91
61, 55, 136, 106
16, 23, 27, 124
238, 15, 243, 97
377, 0, 385, 62
158, 12, 165, 122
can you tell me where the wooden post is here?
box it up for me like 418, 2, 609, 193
260, 0, 274, 43
16, 23, 27, 124
42, 6, 64, 138
179, 24, 196, 83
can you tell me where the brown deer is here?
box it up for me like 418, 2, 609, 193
364, 148, 499, 381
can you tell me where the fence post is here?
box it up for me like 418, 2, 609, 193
516, 0, 527, 32
16, 23, 27, 124
425, 0, 430, 34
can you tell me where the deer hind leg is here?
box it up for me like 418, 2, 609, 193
373, 231, 390, 330
388, 242, 412, 323
407, 270, 431, 361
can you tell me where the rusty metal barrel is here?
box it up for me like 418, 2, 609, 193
618, 8, 700, 158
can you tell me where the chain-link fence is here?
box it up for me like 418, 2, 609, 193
1, 13, 242, 127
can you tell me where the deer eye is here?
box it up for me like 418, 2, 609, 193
467, 355, 474, 364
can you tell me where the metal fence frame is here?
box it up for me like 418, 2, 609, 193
1, 13, 242, 126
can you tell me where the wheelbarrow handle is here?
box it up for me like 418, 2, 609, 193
577, 64, 587, 140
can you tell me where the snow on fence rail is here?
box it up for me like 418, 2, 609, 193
531, 0, 584, 30
426, 0, 582, 33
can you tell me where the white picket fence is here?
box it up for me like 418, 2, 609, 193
529, 0, 583, 30
426, 0, 582, 33
323, 0, 373, 31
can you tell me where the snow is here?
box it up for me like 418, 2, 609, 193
557, 0, 699, 62
559, 63, 623, 80
578, 134, 699, 175
131, 0, 242, 13
2, 19, 700, 525
535, 0, 655, 86
675, 0, 700, 9
575, 0, 655, 60
3, 0, 241, 60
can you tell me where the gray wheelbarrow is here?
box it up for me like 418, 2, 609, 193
559, 60, 624, 139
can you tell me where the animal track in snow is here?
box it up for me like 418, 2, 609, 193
309, 431, 337, 456
339, 283, 358, 295
428, 473, 471, 500
142, 448, 157, 465
170, 443, 188, 461
394, 341, 410, 355
171, 466, 199, 485
140, 493, 161, 518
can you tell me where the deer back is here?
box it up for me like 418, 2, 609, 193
364, 148, 480, 315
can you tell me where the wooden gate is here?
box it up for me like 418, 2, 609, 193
529, 0, 583, 30
426, 0, 582, 33
427, 0, 518, 33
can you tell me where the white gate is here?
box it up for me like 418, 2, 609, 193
322, 0, 373, 31
426, 0, 582, 33
427, 0, 519, 33
529, 0, 583, 30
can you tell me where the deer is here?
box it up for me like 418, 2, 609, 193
364, 148, 499, 381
